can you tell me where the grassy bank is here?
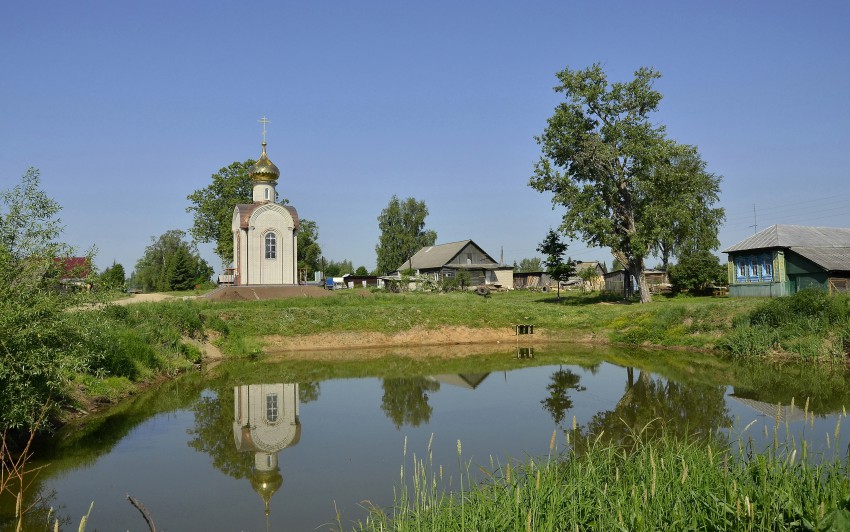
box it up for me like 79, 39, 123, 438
356, 424, 850, 531
7, 287, 850, 434
199, 288, 850, 361
1, 296, 207, 433
200, 290, 761, 356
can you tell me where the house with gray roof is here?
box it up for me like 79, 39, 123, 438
723, 224, 850, 296
394, 239, 514, 288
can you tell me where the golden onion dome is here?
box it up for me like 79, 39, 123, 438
248, 142, 280, 183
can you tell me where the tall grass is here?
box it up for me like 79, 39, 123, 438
355, 420, 850, 531
1, 299, 208, 433
718, 289, 850, 359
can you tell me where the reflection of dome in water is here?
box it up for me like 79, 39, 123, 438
251, 468, 283, 516
232, 383, 301, 519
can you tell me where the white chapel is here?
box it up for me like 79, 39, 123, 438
231, 128, 299, 285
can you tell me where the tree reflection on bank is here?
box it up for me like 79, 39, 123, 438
541, 367, 586, 426
573, 367, 731, 452
380, 377, 441, 429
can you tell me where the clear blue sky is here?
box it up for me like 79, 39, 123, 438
3, 1, 849, 274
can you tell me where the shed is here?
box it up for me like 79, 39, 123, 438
723, 224, 850, 297
513, 271, 553, 290
603, 269, 636, 298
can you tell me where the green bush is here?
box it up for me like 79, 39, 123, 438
719, 290, 850, 358
749, 288, 849, 331
668, 250, 726, 294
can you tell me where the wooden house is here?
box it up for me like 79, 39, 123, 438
644, 269, 670, 291
55, 256, 93, 292
341, 274, 380, 288
571, 261, 606, 291
723, 224, 850, 297
394, 240, 514, 288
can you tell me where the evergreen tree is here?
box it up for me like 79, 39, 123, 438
100, 261, 126, 290
537, 229, 575, 300
134, 230, 211, 292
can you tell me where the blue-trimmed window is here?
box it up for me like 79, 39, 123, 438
749, 256, 760, 280
735, 254, 774, 283
736, 258, 745, 282
762, 254, 773, 281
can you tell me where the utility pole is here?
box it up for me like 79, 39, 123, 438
749, 204, 758, 234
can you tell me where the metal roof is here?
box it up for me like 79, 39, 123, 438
401, 239, 500, 271
723, 224, 850, 252
574, 261, 602, 273
791, 247, 850, 272
723, 224, 850, 272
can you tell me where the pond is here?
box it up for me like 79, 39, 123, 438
4, 344, 850, 531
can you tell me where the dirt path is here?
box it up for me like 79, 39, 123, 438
113, 293, 194, 305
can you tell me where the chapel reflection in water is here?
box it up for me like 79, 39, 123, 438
232, 383, 301, 517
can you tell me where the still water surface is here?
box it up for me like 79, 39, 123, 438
7, 345, 850, 531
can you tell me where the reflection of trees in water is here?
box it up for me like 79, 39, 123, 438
4, 485, 70, 531
574, 368, 731, 452
541, 368, 585, 426
299, 382, 320, 403
731, 361, 850, 416
186, 388, 254, 480
380, 377, 440, 429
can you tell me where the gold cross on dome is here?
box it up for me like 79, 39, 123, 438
258, 116, 271, 143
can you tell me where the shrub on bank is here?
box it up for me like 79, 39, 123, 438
718, 289, 850, 359
0, 299, 207, 433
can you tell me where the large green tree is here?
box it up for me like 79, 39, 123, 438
133, 230, 213, 292
186, 160, 321, 275
529, 64, 723, 303
0, 167, 71, 277
649, 145, 725, 270
99, 261, 126, 291
668, 250, 727, 294
324, 258, 353, 278
297, 218, 322, 279
375, 195, 437, 275
186, 160, 255, 264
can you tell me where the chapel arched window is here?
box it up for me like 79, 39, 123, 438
266, 393, 279, 423
265, 232, 277, 259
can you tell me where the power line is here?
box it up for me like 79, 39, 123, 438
725, 191, 850, 224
